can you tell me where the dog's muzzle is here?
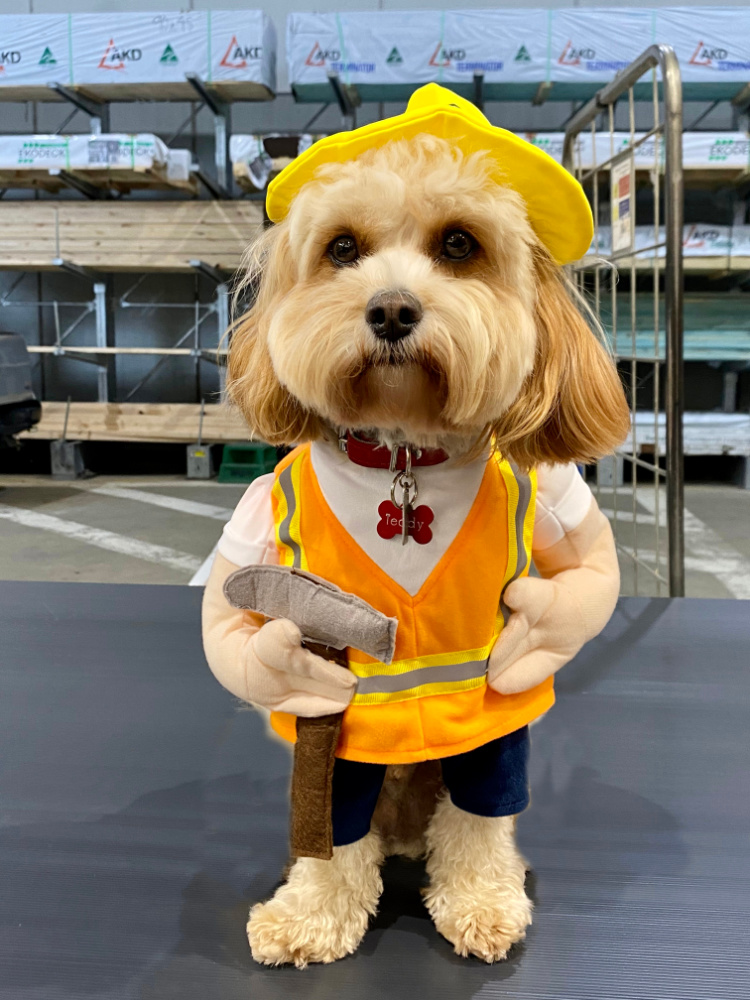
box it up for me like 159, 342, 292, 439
365, 289, 423, 343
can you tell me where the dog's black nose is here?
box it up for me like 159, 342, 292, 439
365, 290, 423, 342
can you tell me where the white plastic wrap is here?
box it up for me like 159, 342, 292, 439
287, 7, 750, 92
655, 7, 750, 85
0, 135, 73, 170
0, 14, 72, 89
70, 12, 207, 85
166, 149, 192, 183
207, 10, 276, 92
82, 134, 169, 170
517, 131, 750, 170
588, 225, 750, 259
548, 8, 655, 84
0, 133, 170, 172
287, 9, 549, 89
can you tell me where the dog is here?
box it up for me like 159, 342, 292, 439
202, 88, 629, 968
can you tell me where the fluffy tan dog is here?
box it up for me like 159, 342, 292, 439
203, 107, 629, 968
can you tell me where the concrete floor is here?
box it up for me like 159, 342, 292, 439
0, 474, 748, 598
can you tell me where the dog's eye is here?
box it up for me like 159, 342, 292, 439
442, 229, 476, 261
328, 234, 360, 266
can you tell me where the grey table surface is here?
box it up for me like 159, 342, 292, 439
0, 582, 748, 1000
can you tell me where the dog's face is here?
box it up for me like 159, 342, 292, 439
264, 136, 538, 444
230, 134, 630, 466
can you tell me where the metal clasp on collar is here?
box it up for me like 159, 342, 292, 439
389, 442, 413, 475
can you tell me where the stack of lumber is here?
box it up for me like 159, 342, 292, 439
0, 201, 263, 273
19, 402, 250, 443
0, 134, 195, 195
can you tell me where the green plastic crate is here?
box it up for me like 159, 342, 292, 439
218, 443, 277, 484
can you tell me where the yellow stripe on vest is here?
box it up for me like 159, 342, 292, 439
496, 457, 535, 628
273, 455, 308, 570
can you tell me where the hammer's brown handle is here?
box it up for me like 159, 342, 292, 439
290, 642, 348, 860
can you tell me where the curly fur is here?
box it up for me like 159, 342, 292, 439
424, 796, 532, 961
248, 831, 384, 968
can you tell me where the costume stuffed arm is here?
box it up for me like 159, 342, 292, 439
488, 465, 619, 695
201, 477, 356, 717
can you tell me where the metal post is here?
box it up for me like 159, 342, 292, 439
327, 72, 358, 130
472, 73, 484, 112
93, 280, 115, 402
214, 108, 231, 193
216, 283, 229, 400
185, 74, 231, 198
662, 46, 685, 596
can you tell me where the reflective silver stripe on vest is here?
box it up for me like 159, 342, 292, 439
499, 464, 533, 626
277, 463, 301, 569
355, 656, 489, 696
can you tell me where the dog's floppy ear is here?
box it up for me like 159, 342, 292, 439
491, 257, 630, 470
227, 224, 325, 446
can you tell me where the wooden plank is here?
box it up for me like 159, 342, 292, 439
0, 200, 262, 273
0, 168, 198, 196
0, 81, 273, 104
18, 402, 250, 444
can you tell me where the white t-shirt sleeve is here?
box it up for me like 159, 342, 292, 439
533, 463, 593, 553
217, 472, 278, 567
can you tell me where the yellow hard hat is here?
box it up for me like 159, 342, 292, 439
266, 83, 593, 266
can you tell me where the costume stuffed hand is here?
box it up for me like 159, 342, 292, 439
248, 618, 357, 716
488, 500, 619, 695
202, 552, 356, 717
488, 575, 585, 694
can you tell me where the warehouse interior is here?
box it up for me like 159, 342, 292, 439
1, 1, 749, 597
1, 3, 749, 998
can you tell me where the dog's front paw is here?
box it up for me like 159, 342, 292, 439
425, 888, 532, 963
247, 832, 384, 968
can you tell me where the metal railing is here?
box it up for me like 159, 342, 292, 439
563, 44, 685, 597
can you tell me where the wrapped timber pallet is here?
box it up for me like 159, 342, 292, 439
287, 7, 750, 103
0, 10, 275, 102
0, 134, 194, 194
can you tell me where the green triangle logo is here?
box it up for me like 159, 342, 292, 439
514, 44, 531, 63
386, 46, 403, 65
39, 46, 57, 66
160, 43, 178, 64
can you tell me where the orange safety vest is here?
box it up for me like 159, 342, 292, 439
269, 444, 554, 764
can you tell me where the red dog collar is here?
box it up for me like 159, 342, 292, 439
342, 431, 448, 471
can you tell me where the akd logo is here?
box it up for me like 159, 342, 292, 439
305, 41, 341, 67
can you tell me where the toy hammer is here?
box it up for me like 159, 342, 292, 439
224, 565, 397, 860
